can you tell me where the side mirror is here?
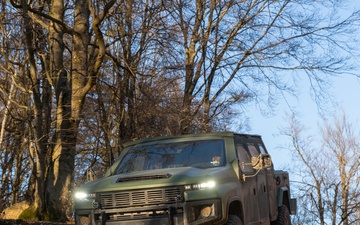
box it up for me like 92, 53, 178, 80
241, 154, 272, 181
251, 154, 272, 170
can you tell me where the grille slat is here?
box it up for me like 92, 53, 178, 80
99, 187, 182, 209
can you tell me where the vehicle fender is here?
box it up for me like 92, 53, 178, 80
226, 195, 243, 221
276, 186, 290, 208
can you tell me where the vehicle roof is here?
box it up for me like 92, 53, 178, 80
124, 132, 261, 147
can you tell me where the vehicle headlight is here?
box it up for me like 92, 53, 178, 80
185, 199, 221, 223
184, 181, 216, 190
75, 192, 96, 200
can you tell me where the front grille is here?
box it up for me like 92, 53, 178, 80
99, 187, 183, 209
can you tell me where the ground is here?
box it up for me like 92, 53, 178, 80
0, 202, 74, 224
0, 219, 73, 225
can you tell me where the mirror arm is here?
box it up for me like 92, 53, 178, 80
242, 168, 261, 181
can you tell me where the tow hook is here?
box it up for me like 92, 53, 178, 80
101, 211, 106, 225
168, 206, 176, 225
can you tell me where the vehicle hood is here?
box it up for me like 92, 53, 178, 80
76, 166, 234, 193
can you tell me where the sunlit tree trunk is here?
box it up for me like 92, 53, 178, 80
45, 0, 116, 220
17, 0, 51, 219
45, 0, 89, 220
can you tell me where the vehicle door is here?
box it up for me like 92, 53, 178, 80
236, 142, 259, 223
256, 141, 277, 220
247, 143, 270, 223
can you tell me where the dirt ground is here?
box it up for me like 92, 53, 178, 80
0, 219, 74, 225
0, 201, 75, 224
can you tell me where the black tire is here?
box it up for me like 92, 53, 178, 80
226, 214, 243, 225
272, 205, 291, 225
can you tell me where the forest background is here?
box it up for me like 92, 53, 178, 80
1, 0, 360, 224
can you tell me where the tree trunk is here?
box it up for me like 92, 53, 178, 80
20, 1, 51, 219
181, 50, 196, 134
5, 0, 114, 221
45, 0, 89, 220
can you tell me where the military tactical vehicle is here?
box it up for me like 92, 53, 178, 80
74, 132, 296, 225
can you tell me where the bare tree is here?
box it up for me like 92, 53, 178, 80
164, 0, 360, 133
103, 0, 182, 142
283, 113, 328, 225
0, 1, 34, 212
283, 112, 360, 225
321, 114, 360, 225
4, 0, 116, 221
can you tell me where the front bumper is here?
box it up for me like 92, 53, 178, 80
75, 199, 222, 225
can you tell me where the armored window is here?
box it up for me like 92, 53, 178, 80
258, 144, 267, 154
247, 143, 259, 157
237, 145, 253, 173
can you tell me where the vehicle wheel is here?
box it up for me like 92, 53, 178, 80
225, 214, 243, 225
272, 205, 291, 225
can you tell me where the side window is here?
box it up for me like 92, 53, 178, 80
247, 143, 259, 157
258, 144, 267, 154
237, 145, 253, 173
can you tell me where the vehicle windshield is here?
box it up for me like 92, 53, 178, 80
115, 139, 225, 174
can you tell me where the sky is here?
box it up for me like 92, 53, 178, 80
245, 0, 360, 173
247, 74, 360, 171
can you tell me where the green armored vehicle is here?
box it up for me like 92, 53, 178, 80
74, 132, 296, 225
